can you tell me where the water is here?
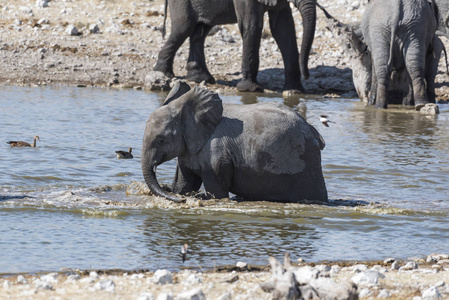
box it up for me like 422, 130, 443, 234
1, 85, 448, 275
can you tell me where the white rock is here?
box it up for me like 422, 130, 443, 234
89, 24, 100, 34
185, 274, 202, 285
400, 261, 418, 271
66, 274, 81, 282
65, 25, 79, 36
94, 279, 115, 292
138, 292, 155, 300
175, 288, 206, 300
391, 261, 400, 270
419, 103, 439, 115
422, 286, 441, 299
89, 271, 99, 279
154, 269, 173, 285
3, 280, 10, 289
293, 266, 320, 284
157, 293, 174, 300
41, 273, 58, 283
80, 277, 95, 284
236, 261, 247, 268
377, 289, 390, 298
359, 288, 373, 297
217, 292, 232, 300
34, 279, 53, 290
130, 273, 145, 279
20, 7, 33, 14
349, 264, 368, 273
17, 275, 28, 284
36, 0, 48, 8
351, 271, 384, 286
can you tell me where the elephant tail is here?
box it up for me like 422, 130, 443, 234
162, 0, 168, 39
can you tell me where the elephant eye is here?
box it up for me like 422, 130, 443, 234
157, 139, 164, 145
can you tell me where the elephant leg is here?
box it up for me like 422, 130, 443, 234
186, 24, 216, 84
404, 44, 428, 110
154, 17, 196, 78
172, 164, 203, 195
425, 40, 442, 104
268, 6, 304, 93
201, 170, 230, 199
234, 0, 264, 92
371, 49, 390, 109
368, 64, 377, 106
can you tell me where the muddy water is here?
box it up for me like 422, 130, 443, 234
1, 86, 448, 274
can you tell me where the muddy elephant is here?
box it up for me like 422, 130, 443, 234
153, 0, 317, 93
141, 82, 328, 202
318, 1, 442, 108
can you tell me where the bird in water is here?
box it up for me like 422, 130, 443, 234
319, 115, 334, 127
115, 147, 133, 159
6, 135, 40, 147
181, 243, 189, 263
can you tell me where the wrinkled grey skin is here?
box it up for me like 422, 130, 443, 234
318, 2, 442, 107
141, 82, 327, 202
434, 0, 449, 37
153, 0, 317, 93
361, 0, 438, 109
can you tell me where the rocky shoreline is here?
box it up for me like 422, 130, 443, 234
1, 254, 448, 299
1, 0, 449, 98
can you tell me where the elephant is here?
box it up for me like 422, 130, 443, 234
153, 0, 317, 93
361, 0, 439, 109
141, 82, 328, 202
317, 1, 442, 108
434, 0, 449, 37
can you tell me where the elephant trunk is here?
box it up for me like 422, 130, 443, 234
142, 163, 183, 202
297, 0, 317, 80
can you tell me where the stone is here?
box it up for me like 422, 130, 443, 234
34, 279, 53, 290
94, 279, 115, 292
36, 0, 48, 8
400, 262, 418, 271
384, 258, 395, 264
236, 261, 247, 269
66, 274, 81, 282
3, 280, 10, 289
130, 273, 145, 279
391, 261, 400, 270
217, 292, 232, 300
427, 254, 449, 263
89, 24, 100, 34
157, 293, 174, 300
144, 71, 171, 91
351, 271, 384, 286
65, 25, 79, 36
377, 289, 390, 298
41, 273, 58, 283
17, 275, 28, 284
185, 274, 202, 285
138, 293, 155, 300
422, 286, 441, 299
419, 103, 440, 115
154, 269, 173, 285
89, 271, 99, 279
175, 288, 206, 300
359, 288, 373, 297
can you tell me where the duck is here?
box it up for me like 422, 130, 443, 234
115, 147, 133, 159
6, 135, 40, 147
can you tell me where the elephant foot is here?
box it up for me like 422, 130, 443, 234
283, 81, 304, 94
153, 62, 175, 79
236, 79, 264, 93
186, 62, 216, 84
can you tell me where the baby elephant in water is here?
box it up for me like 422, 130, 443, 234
141, 82, 327, 202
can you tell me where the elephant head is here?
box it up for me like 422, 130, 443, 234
317, 3, 372, 102
141, 82, 223, 201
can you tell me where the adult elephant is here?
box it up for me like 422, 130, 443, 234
141, 82, 328, 202
434, 0, 449, 36
153, 0, 317, 93
361, 0, 438, 109
317, 3, 443, 107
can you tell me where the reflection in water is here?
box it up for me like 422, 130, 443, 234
140, 211, 317, 268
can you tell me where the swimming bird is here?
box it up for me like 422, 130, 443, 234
6, 135, 40, 147
115, 147, 133, 159
181, 243, 188, 263
319, 115, 334, 127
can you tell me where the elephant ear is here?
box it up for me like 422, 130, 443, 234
163, 81, 191, 105
257, 0, 278, 6
181, 86, 223, 154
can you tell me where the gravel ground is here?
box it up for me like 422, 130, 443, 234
1, 1, 449, 299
